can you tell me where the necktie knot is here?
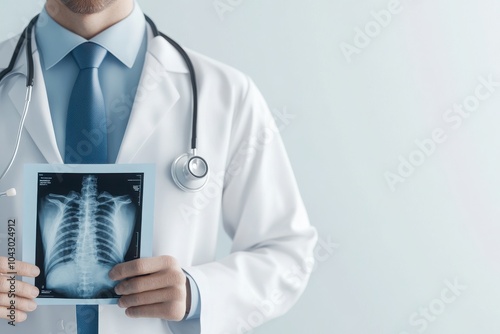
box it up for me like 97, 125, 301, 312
72, 42, 107, 70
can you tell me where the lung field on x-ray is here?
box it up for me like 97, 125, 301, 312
36, 173, 142, 299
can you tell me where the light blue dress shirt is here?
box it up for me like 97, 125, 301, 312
35, 2, 201, 320
36, 3, 146, 163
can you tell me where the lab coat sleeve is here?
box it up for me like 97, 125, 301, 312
181, 77, 318, 333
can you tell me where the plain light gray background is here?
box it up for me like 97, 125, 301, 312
2, 0, 500, 333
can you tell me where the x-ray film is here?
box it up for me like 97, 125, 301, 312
23, 164, 155, 305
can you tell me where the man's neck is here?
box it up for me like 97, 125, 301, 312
45, 0, 134, 39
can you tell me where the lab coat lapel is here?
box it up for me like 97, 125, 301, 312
116, 36, 187, 163
7, 48, 63, 164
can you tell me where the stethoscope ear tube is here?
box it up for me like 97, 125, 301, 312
0, 16, 37, 188
0, 188, 16, 197
0, 86, 32, 184
0, 15, 38, 85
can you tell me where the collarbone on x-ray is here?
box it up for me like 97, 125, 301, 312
39, 175, 136, 298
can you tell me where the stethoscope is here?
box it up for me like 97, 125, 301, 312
0, 14, 209, 198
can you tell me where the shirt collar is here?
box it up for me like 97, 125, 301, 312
36, 1, 146, 70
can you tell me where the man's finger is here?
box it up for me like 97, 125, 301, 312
0, 294, 37, 313
0, 279, 39, 299
109, 256, 177, 281
0, 307, 28, 323
114, 270, 185, 295
0, 258, 40, 278
117, 287, 183, 308
125, 301, 185, 321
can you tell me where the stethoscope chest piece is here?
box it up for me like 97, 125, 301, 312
171, 153, 209, 192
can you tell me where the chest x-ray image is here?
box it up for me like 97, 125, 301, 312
35, 172, 145, 300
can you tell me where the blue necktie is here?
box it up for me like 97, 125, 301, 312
65, 42, 108, 164
65, 42, 107, 334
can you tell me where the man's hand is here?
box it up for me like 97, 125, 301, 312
0, 258, 40, 322
109, 256, 190, 321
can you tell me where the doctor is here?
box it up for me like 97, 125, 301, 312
0, 0, 317, 333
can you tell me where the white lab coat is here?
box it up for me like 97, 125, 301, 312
0, 28, 317, 334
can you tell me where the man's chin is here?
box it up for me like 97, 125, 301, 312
59, 0, 117, 14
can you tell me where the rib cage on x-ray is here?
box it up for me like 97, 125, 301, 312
38, 175, 136, 298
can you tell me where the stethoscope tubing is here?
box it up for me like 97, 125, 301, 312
0, 14, 209, 192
